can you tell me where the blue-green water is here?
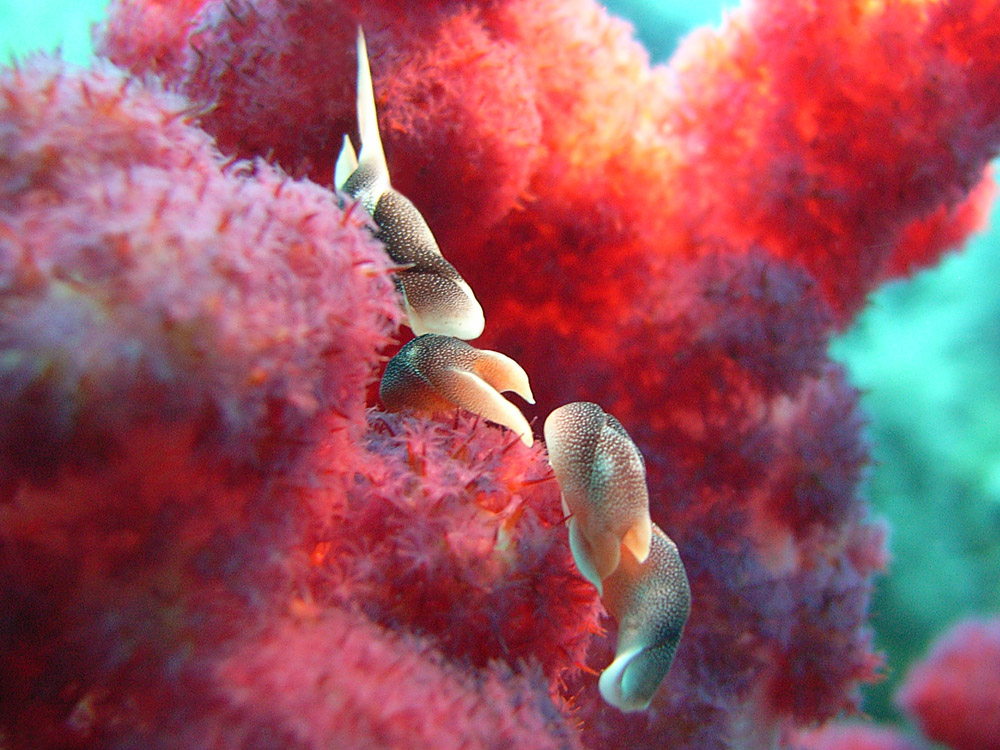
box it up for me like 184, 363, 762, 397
0, 0, 108, 65
3, 0, 997, 728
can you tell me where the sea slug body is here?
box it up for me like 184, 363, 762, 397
599, 523, 691, 712
336, 28, 485, 340
379, 334, 535, 445
543, 401, 652, 593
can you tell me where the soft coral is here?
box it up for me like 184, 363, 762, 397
6, 0, 1000, 746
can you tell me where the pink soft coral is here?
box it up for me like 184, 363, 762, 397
0, 56, 397, 747
792, 723, 927, 750
95, 0, 210, 79
215, 608, 583, 750
896, 617, 1000, 750
1, 62, 597, 749
297, 410, 602, 685
0, 58, 398, 480
4, 0, 1000, 747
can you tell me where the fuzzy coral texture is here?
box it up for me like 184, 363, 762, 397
2, 0, 999, 748
791, 723, 927, 750
896, 616, 1000, 750
790, 618, 1000, 750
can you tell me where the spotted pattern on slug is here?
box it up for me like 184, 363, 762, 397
337, 28, 484, 340
379, 334, 535, 445
543, 401, 652, 593
599, 524, 691, 712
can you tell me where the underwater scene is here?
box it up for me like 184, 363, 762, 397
1, 1, 998, 748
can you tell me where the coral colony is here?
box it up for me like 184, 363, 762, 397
895, 617, 1000, 750
3, 0, 1000, 748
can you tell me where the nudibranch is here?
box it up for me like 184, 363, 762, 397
599, 523, 691, 713
379, 334, 535, 445
543, 401, 652, 594
335, 28, 485, 340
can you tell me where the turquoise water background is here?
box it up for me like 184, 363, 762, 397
2, 0, 997, 726
0, 1, 107, 64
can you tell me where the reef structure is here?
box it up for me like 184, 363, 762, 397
2, 0, 1000, 748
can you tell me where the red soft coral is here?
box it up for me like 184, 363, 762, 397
0, 58, 399, 747
0, 420, 272, 748
6, 0, 1000, 746
214, 609, 584, 750
95, 0, 210, 80
0, 61, 597, 737
658, 0, 1000, 320
896, 617, 1000, 750
792, 723, 927, 750
297, 410, 602, 686
102, 0, 1000, 324
0, 58, 398, 480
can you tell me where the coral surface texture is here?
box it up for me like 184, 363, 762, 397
3, 0, 1000, 748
